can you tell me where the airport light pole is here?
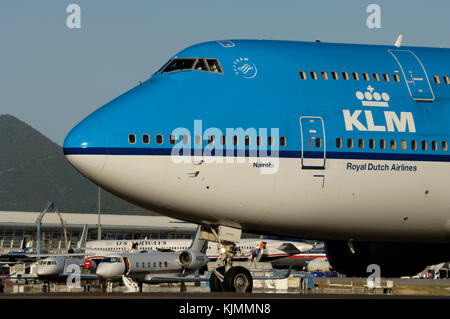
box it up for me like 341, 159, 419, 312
97, 187, 102, 240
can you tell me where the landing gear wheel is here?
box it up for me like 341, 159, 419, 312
223, 266, 253, 293
209, 266, 225, 292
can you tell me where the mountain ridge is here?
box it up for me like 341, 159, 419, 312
0, 114, 156, 215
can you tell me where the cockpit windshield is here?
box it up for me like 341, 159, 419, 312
160, 58, 223, 74
102, 257, 122, 263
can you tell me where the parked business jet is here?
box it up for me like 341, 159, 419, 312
95, 226, 210, 292
7, 225, 95, 291
85, 237, 313, 266
64, 39, 450, 288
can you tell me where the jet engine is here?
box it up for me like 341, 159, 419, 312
83, 259, 97, 271
178, 250, 209, 271
325, 240, 450, 277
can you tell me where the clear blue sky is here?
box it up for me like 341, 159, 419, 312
1, 0, 449, 145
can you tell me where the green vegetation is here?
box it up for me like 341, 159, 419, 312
0, 114, 156, 215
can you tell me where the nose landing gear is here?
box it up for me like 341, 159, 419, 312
204, 226, 253, 293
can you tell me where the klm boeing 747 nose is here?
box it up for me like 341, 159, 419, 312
62, 39, 450, 281
63, 112, 108, 179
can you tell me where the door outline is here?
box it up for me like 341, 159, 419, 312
299, 116, 326, 169
124, 257, 130, 274
388, 49, 435, 102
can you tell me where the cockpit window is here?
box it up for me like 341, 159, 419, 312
102, 257, 121, 263
163, 58, 196, 73
194, 59, 209, 71
160, 58, 223, 74
206, 59, 223, 73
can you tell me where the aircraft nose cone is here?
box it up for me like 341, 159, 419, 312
96, 263, 107, 278
63, 114, 108, 179
96, 263, 119, 279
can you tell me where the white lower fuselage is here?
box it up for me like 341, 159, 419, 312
67, 154, 450, 243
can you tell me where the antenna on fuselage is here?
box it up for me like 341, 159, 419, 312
394, 34, 403, 48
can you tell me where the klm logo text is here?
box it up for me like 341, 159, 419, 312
343, 110, 416, 133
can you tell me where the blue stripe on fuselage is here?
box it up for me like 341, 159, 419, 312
63, 147, 450, 162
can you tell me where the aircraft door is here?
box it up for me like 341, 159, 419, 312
123, 257, 130, 274
299, 116, 326, 169
389, 49, 435, 102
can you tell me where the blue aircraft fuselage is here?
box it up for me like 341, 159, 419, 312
63, 40, 450, 244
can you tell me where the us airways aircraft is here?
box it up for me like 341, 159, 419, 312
64, 39, 450, 287
95, 226, 210, 292
85, 238, 313, 267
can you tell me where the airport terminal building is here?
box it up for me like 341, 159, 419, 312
0, 211, 198, 253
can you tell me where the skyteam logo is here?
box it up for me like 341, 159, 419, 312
233, 57, 257, 79
343, 86, 416, 133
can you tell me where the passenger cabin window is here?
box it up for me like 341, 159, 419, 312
444, 76, 450, 85
142, 134, 150, 144
182, 134, 190, 145
321, 71, 328, 80
268, 136, 274, 146
442, 141, 448, 151
245, 136, 250, 146
352, 72, 359, 81
362, 72, 370, 81
310, 71, 318, 80
432, 141, 438, 151
369, 139, 375, 149
383, 73, 390, 82
342, 71, 349, 80
156, 134, 163, 144
207, 135, 215, 145
379, 139, 386, 150
401, 140, 407, 150
280, 137, 287, 147
195, 134, 202, 145
220, 135, 226, 146
160, 58, 223, 74
393, 73, 401, 82
233, 135, 239, 146
422, 140, 427, 151
373, 72, 380, 82
169, 135, 177, 145
358, 138, 364, 149
299, 71, 307, 80
128, 134, 136, 144
390, 140, 396, 150
347, 138, 353, 149
336, 138, 342, 148
433, 75, 441, 84
411, 140, 417, 151
256, 136, 262, 146
331, 71, 339, 80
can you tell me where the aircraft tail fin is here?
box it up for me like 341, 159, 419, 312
79, 224, 88, 249
188, 226, 208, 254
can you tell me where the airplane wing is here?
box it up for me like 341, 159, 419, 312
58, 273, 100, 280
24, 253, 88, 258
145, 275, 210, 283
7, 275, 40, 280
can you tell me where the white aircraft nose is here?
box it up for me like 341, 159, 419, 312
63, 113, 108, 179
96, 263, 121, 279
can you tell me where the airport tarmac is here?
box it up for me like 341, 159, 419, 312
1, 277, 449, 298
